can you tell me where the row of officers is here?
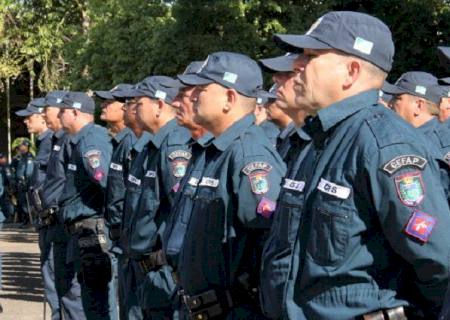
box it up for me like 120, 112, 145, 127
8, 10, 450, 320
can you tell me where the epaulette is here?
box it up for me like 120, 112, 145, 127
366, 109, 408, 148
436, 125, 450, 148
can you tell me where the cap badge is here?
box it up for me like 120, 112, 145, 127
415, 85, 427, 95
223, 71, 238, 84
72, 101, 82, 109
353, 37, 374, 55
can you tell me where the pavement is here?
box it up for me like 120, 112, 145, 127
0, 223, 49, 320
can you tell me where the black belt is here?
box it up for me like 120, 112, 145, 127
179, 286, 258, 320
66, 217, 103, 235
360, 306, 407, 320
137, 249, 167, 274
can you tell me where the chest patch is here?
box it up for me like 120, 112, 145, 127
53, 145, 61, 151
404, 210, 436, 243
188, 177, 199, 186
283, 178, 305, 192
394, 171, 424, 206
383, 155, 427, 175
68, 164, 77, 171
199, 177, 219, 188
84, 150, 102, 169
110, 163, 123, 171
317, 178, 351, 199
128, 174, 141, 186
145, 170, 156, 178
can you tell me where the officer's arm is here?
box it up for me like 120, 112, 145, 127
81, 143, 112, 188
367, 146, 450, 312
234, 153, 286, 229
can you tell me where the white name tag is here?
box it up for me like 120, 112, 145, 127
283, 179, 305, 192
110, 163, 123, 171
188, 177, 199, 186
145, 170, 156, 178
53, 145, 61, 151
317, 178, 351, 199
128, 175, 141, 186
199, 177, 219, 188
68, 164, 77, 171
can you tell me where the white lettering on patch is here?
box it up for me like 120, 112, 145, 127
317, 178, 351, 199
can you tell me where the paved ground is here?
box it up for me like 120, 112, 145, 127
0, 223, 49, 320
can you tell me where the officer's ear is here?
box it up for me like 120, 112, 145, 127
343, 58, 362, 89
156, 99, 165, 117
224, 88, 238, 112
412, 96, 425, 116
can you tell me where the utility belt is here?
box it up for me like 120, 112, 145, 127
179, 284, 259, 319
136, 249, 167, 274
359, 306, 409, 320
66, 216, 103, 236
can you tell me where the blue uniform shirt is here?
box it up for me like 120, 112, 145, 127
417, 117, 450, 163
128, 119, 191, 257
162, 132, 214, 270
15, 152, 34, 189
121, 132, 152, 256
178, 114, 286, 297
262, 90, 450, 320
105, 127, 136, 228
30, 130, 53, 190
260, 120, 280, 148
59, 123, 112, 224
276, 121, 296, 161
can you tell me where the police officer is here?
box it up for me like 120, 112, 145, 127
16, 97, 62, 318
95, 84, 135, 320
114, 85, 153, 320
56, 92, 115, 320
176, 51, 286, 319
261, 11, 450, 319
0, 152, 9, 223
383, 72, 450, 164
120, 76, 190, 318
438, 78, 450, 122
41, 90, 86, 320
16, 98, 48, 223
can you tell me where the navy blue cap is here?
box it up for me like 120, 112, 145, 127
55, 92, 95, 114
274, 11, 395, 72
44, 90, 68, 107
438, 46, 450, 71
432, 85, 450, 100
256, 89, 277, 105
259, 53, 298, 73
177, 61, 206, 87
121, 76, 180, 104
15, 98, 46, 117
178, 51, 263, 98
94, 83, 134, 100
382, 71, 441, 104
379, 82, 393, 104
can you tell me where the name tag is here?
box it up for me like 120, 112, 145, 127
188, 177, 199, 186
317, 178, 351, 199
110, 163, 123, 171
53, 145, 61, 151
199, 177, 219, 188
68, 164, 77, 171
145, 170, 156, 178
283, 179, 305, 192
128, 175, 141, 186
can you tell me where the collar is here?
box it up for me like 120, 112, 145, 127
417, 117, 439, 133
54, 130, 65, 140
70, 122, 94, 144
317, 89, 379, 132
279, 122, 295, 140
196, 132, 214, 148
113, 127, 133, 144
212, 114, 255, 151
133, 132, 152, 152
39, 129, 53, 141
149, 119, 178, 149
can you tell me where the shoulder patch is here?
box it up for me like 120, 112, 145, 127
84, 149, 102, 169
394, 171, 425, 206
257, 197, 276, 218
168, 150, 192, 160
383, 155, 427, 175
242, 162, 272, 175
404, 210, 436, 243
169, 150, 191, 178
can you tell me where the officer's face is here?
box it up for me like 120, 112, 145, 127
136, 96, 158, 132
23, 114, 46, 134
391, 94, 417, 124
0, 157, 6, 165
439, 97, 450, 122
272, 71, 296, 110
100, 100, 125, 123
293, 49, 349, 114
191, 83, 225, 128
123, 99, 139, 127
173, 86, 197, 128
58, 108, 77, 132
43, 106, 62, 131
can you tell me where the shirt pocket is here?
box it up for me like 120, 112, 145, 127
307, 203, 353, 266
273, 192, 304, 249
